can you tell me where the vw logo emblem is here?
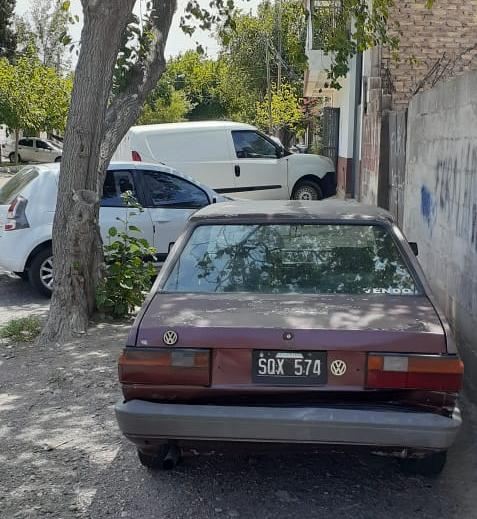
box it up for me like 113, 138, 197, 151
330, 359, 347, 376
163, 330, 178, 345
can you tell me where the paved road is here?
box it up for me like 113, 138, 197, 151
1, 272, 477, 519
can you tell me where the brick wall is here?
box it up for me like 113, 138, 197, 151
384, 0, 477, 110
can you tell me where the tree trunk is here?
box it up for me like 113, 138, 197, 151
39, 0, 136, 343
39, 0, 177, 344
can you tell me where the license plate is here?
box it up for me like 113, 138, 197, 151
252, 350, 327, 385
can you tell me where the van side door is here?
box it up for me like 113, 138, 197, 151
229, 130, 288, 200
137, 169, 210, 258
99, 169, 154, 248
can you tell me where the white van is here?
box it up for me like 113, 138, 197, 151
112, 121, 336, 200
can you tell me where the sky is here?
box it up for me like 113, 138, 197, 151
15, 0, 259, 60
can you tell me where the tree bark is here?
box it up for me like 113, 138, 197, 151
39, 0, 177, 344
39, 0, 135, 343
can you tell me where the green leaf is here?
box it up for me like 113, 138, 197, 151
108, 227, 118, 237
128, 225, 141, 233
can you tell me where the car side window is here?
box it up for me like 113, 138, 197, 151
19, 139, 33, 147
101, 170, 136, 207
141, 170, 209, 209
36, 140, 50, 150
232, 131, 279, 159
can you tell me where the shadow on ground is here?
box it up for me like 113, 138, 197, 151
0, 322, 476, 519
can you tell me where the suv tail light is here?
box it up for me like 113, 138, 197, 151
131, 150, 142, 161
367, 354, 463, 391
5, 195, 29, 231
119, 348, 210, 386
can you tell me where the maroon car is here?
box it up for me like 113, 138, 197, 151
115, 200, 463, 474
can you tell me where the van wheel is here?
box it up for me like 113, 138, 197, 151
54, 156, 62, 163
400, 451, 447, 477
292, 180, 323, 201
28, 247, 53, 298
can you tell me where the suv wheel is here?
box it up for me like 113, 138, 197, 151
292, 180, 323, 201
29, 247, 53, 297
401, 451, 447, 477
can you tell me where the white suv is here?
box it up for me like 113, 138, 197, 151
3, 137, 63, 164
0, 162, 223, 296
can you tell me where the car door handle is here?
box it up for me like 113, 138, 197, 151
234, 165, 240, 177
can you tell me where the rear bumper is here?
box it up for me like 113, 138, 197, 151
115, 400, 461, 451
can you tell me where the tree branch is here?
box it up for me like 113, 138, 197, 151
99, 0, 177, 171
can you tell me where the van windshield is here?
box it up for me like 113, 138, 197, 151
0, 168, 38, 204
162, 223, 421, 295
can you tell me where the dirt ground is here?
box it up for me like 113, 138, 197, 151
1, 268, 477, 519
0, 317, 476, 519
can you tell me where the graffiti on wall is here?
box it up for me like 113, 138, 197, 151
420, 185, 436, 232
435, 143, 477, 250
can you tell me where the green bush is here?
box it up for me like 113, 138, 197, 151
0, 316, 42, 342
96, 192, 157, 318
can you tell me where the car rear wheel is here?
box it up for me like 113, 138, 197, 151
54, 156, 62, 163
401, 451, 447, 477
9, 152, 21, 163
28, 246, 53, 298
137, 444, 181, 470
291, 180, 323, 201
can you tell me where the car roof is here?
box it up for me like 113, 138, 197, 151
129, 120, 255, 134
190, 199, 395, 223
29, 161, 218, 195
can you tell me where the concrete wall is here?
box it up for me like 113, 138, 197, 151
404, 71, 477, 388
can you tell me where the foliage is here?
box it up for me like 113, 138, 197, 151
0, 48, 72, 134
255, 82, 304, 135
311, 0, 400, 89
0, 0, 16, 61
15, 0, 73, 73
96, 192, 157, 318
138, 88, 191, 124
165, 50, 226, 120
0, 316, 42, 343
219, 0, 308, 96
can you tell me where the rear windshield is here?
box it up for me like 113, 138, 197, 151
0, 168, 38, 204
162, 224, 421, 295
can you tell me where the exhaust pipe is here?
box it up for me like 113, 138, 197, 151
162, 443, 181, 470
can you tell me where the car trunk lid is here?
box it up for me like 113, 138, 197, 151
136, 292, 446, 354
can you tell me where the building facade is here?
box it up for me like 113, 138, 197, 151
304, 0, 477, 208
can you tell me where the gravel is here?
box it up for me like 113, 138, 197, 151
1, 271, 477, 519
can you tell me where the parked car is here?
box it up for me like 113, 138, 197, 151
3, 137, 63, 164
115, 199, 463, 475
112, 121, 336, 201
0, 162, 224, 296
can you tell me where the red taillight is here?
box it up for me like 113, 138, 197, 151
5, 195, 29, 231
131, 150, 142, 161
118, 348, 210, 386
367, 354, 463, 391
